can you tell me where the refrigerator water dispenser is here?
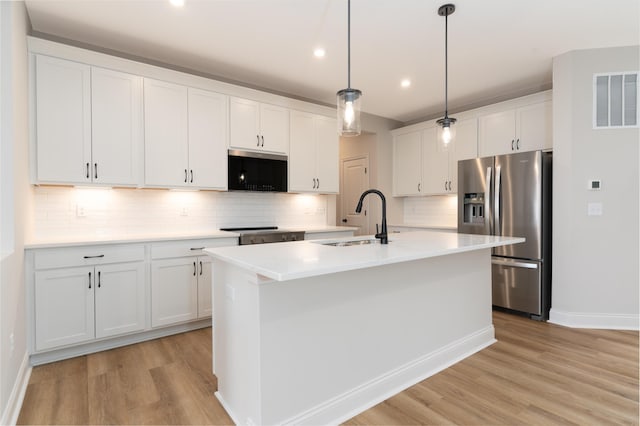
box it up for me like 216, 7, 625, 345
463, 193, 485, 224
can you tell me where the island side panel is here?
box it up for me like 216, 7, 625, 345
258, 248, 494, 425
212, 259, 263, 425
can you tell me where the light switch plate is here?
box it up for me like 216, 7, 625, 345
587, 202, 603, 216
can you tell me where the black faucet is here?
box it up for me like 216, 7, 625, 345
355, 189, 388, 244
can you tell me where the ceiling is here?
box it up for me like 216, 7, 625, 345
24, 0, 640, 124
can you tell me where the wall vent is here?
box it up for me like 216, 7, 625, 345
593, 72, 639, 128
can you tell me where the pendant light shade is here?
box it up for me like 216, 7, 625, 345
436, 3, 456, 147
337, 0, 362, 137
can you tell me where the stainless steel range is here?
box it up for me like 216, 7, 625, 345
220, 226, 305, 245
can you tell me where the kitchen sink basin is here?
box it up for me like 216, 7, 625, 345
315, 238, 382, 247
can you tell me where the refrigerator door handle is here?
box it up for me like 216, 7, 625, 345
491, 258, 539, 269
494, 165, 501, 236
485, 166, 492, 234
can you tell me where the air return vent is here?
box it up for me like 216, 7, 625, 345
594, 72, 638, 128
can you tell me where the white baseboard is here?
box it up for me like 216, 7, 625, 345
549, 309, 640, 330
280, 325, 496, 426
0, 353, 32, 426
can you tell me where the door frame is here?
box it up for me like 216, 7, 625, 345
339, 154, 370, 235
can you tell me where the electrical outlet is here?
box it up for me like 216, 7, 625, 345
76, 204, 86, 217
180, 207, 188, 216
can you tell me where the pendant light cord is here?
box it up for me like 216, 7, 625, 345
347, 0, 351, 89
444, 10, 448, 118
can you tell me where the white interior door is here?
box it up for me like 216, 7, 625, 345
341, 157, 370, 236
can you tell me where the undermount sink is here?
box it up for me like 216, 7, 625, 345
315, 238, 382, 247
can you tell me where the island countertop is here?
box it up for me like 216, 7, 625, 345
204, 230, 524, 282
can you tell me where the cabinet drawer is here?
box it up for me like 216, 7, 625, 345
34, 244, 145, 270
151, 238, 238, 259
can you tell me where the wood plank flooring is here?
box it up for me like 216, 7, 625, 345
18, 311, 639, 425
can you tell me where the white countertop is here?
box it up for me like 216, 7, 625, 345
204, 230, 525, 282
389, 223, 457, 231
23, 226, 357, 249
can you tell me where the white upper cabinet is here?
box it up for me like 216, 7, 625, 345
422, 127, 449, 194
188, 88, 228, 190
479, 99, 552, 157
34, 55, 143, 186
35, 55, 92, 184
144, 79, 228, 189
229, 97, 289, 154
393, 130, 423, 196
144, 79, 190, 187
91, 67, 143, 185
289, 111, 338, 193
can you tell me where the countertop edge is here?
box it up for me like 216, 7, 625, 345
25, 232, 240, 249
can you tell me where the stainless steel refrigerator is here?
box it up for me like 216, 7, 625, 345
458, 150, 552, 320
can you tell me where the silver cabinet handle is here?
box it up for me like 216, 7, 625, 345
86, 163, 90, 179
94, 163, 98, 179
97, 271, 101, 288
88, 271, 92, 289
256, 135, 260, 146
516, 138, 520, 150
190, 170, 193, 183
199, 261, 203, 276
193, 261, 196, 276
184, 169, 188, 183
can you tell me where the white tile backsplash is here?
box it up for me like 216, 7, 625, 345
403, 195, 458, 227
33, 187, 329, 240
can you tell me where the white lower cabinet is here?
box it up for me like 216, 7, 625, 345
35, 266, 95, 351
197, 257, 213, 318
151, 257, 199, 327
34, 258, 145, 351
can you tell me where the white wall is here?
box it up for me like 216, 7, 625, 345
0, 1, 32, 424
32, 187, 330, 241
551, 46, 639, 329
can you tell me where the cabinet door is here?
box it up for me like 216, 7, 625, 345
423, 127, 449, 194
450, 118, 479, 193
229, 97, 261, 151
289, 111, 317, 192
91, 67, 143, 186
188, 88, 228, 189
478, 109, 516, 157
34, 266, 95, 351
516, 101, 552, 152
95, 262, 146, 339
35, 55, 91, 184
393, 131, 422, 196
151, 258, 198, 327
144, 79, 189, 186
315, 115, 339, 193
260, 103, 289, 154
197, 257, 213, 319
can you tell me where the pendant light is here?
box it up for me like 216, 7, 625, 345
436, 3, 456, 146
337, 0, 362, 137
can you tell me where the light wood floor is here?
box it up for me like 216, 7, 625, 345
18, 311, 639, 425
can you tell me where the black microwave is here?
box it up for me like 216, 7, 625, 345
228, 150, 288, 192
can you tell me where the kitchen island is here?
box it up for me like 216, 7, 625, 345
204, 231, 524, 425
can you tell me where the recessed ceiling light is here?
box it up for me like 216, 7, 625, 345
170, 0, 185, 7
401, 79, 411, 88
313, 48, 326, 58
